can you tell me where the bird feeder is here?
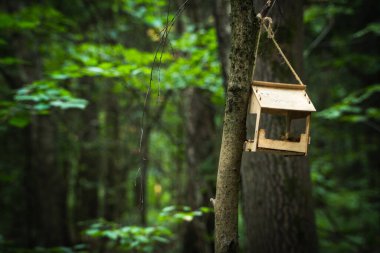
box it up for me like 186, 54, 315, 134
244, 80, 316, 156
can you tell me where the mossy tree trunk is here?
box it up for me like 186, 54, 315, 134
214, 1, 258, 252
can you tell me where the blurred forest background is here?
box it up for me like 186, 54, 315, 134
0, 0, 379, 252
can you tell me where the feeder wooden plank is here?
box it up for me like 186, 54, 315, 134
256, 148, 306, 156
252, 80, 306, 90
252, 86, 316, 112
249, 93, 261, 114
245, 142, 306, 156
257, 129, 308, 153
305, 114, 311, 136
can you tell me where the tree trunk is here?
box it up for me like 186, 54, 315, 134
104, 87, 125, 221
241, 1, 318, 253
213, 0, 231, 91
25, 116, 70, 246
182, 87, 215, 253
214, 1, 258, 252
177, 3, 218, 251
75, 88, 101, 224
10, 9, 71, 244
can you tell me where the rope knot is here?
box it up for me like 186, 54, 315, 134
262, 17, 274, 38
263, 16, 273, 25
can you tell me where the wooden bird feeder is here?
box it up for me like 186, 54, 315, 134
244, 80, 316, 156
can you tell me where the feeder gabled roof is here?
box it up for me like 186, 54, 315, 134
252, 81, 316, 112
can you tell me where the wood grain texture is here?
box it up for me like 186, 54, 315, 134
252, 85, 316, 111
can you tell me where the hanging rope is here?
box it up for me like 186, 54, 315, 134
253, 14, 304, 86
251, 17, 263, 80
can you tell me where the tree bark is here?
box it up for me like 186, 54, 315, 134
241, 1, 319, 253
214, 1, 258, 252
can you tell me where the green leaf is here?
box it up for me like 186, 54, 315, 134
50, 73, 70, 80
34, 103, 50, 111
353, 22, 380, 38
161, 206, 176, 213
103, 230, 118, 240
85, 228, 102, 237
8, 115, 30, 128
86, 66, 104, 74
152, 236, 170, 244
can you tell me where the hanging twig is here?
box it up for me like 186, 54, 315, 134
140, 0, 190, 153
137, 0, 190, 211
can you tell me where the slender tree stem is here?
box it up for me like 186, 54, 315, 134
214, 1, 259, 252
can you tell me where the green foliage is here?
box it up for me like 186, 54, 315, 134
85, 222, 172, 252
0, 3, 221, 129
311, 152, 379, 253
47, 43, 166, 85
353, 22, 380, 38
0, 5, 70, 33
317, 84, 380, 122
304, 3, 353, 34
158, 205, 212, 223
0, 1, 221, 252
305, 1, 380, 252
83, 206, 212, 253
15, 81, 88, 110
44, 28, 222, 96
164, 28, 223, 103
1, 81, 87, 128
117, 0, 170, 28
